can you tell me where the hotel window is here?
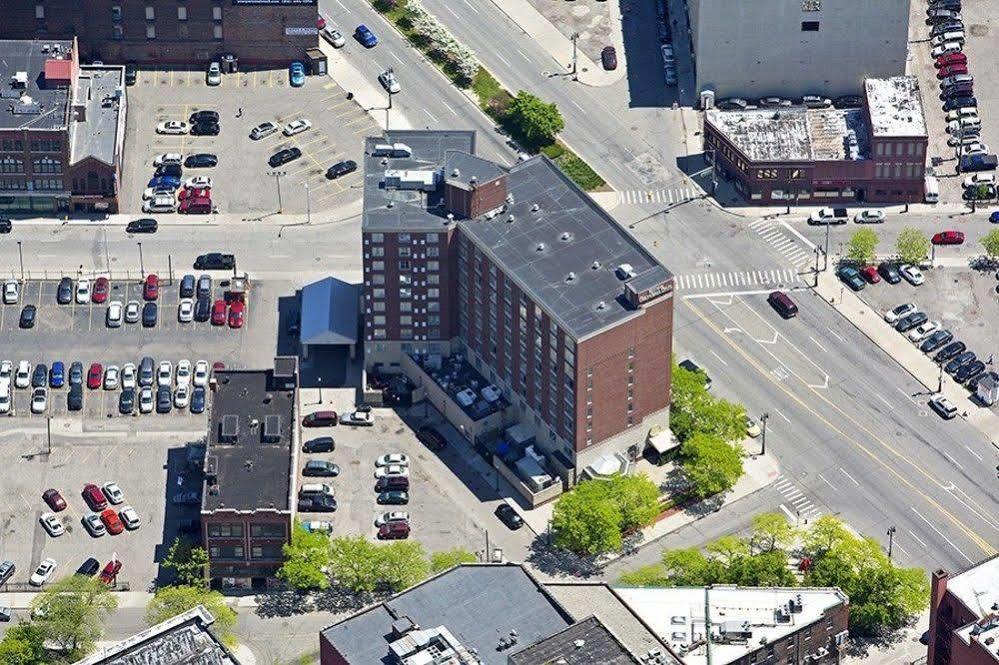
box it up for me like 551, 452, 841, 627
146, 25, 156, 39
373, 288, 385, 299
178, 6, 187, 20
428, 288, 439, 298
758, 169, 778, 179
213, 24, 223, 39
427, 260, 439, 271
399, 260, 411, 271
398, 233, 411, 243
371, 233, 384, 243
372, 247, 384, 257
876, 142, 884, 156
374, 328, 386, 339
400, 315, 412, 325
425, 232, 438, 242
111, 5, 122, 20
113, 25, 123, 40
145, 5, 155, 19
372, 274, 385, 285
427, 246, 439, 257
399, 274, 411, 286
400, 328, 413, 339
400, 302, 412, 312
374, 315, 386, 325
373, 301, 385, 312
35, 4, 44, 18
399, 247, 411, 258
372, 261, 384, 271
213, 5, 222, 20
207, 523, 244, 537
400, 288, 412, 299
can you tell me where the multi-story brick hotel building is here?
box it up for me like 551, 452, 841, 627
360, 131, 675, 482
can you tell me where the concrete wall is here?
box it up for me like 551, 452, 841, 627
494, 457, 563, 508
691, 0, 909, 99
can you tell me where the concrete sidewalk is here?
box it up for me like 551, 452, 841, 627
317, 38, 412, 130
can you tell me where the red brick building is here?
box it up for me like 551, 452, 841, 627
928, 555, 999, 665
0, 0, 318, 66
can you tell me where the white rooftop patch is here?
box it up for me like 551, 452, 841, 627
865, 76, 927, 137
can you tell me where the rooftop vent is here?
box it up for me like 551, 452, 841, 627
470, 175, 477, 184
615, 263, 636, 280
506, 215, 515, 224
591, 260, 602, 270
573, 640, 586, 649
505, 193, 515, 205
451, 168, 460, 177
595, 301, 607, 311
565, 272, 577, 283
386, 200, 394, 208
559, 231, 573, 242
536, 242, 545, 252
447, 213, 455, 222
531, 203, 540, 212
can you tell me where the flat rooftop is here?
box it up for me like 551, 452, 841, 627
865, 76, 927, 138
947, 555, 999, 618
0, 39, 73, 131
706, 108, 867, 162
202, 370, 295, 513
509, 616, 640, 665
613, 585, 848, 665
70, 66, 124, 167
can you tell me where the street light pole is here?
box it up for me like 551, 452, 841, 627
938, 363, 944, 393
570, 32, 580, 81
813, 247, 821, 287
760, 412, 769, 455
16, 241, 24, 282
268, 171, 285, 213
887, 525, 896, 560
823, 220, 831, 271
304, 182, 311, 225
137, 242, 144, 278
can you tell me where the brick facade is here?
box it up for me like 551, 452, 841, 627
201, 509, 290, 589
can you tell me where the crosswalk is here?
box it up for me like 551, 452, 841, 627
774, 475, 823, 522
749, 218, 815, 268
618, 187, 699, 206
674, 268, 800, 291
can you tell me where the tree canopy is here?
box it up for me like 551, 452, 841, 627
680, 432, 744, 498
0, 624, 46, 665
277, 521, 333, 591
846, 228, 879, 265
162, 537, 209, 588
670, 360, 746, 443
552, 474, 661, 555
30, 575, 118, 659
896, 227, 930, 266
146, 586, 238, 647
430, 548, 478, 574
981, 228, 999, 261
506, 90, 565, 149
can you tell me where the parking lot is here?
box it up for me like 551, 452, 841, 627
121, 66, 378, 216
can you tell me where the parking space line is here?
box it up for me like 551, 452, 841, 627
342, 115, 372, 129
327, 100, 353, 112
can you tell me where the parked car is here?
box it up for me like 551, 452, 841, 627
878, 262, 902, 284
601, 46, 618, 70
298, 496, 337, 512
49, 361, 65, 388
321, 26, 346, 47
268, 147, 302, 167
83, 483, 108, 510
302, 411, 338, 427
374, 511, 409, 527
326, 160, 358, 179
289, 61, 306, 87
283, 118, 312, 136
854, 209, 885, 223
884, 303, 917, 324
935, 340, 967, 363
945, 350, 976, 375
82, 513, 106, 537
185, 153, 218, 168
767, 291, 798, 318
417, 425, 447, 451
303, 460, 341, 477
303, 436, 335, 453
895, 311, 928, 333
932, 230, 965, 245
206, 61, 222, 86
340, 410, 373, 426
900, 265, 925, 285
29, 558, 57, 586
955, 360, 986, 384
42, 488, 67, 512
375, 476, 409, 492
76, 557, 101, 577
126, 217, 158, 233
99, 559, 123, 585
378, 69, 401, 93
807, 207, 848, 225
907, 320, 940, 343
378, 521, 411, 540
929, 394, 958, 419
250, 122, 279, 140
836, 265, 866, 291
377, 491, 409, 505
495, 503, 524, 530
144, 274, 159, 300
156, 120, 189, 135
921, 329, 953, 353
142, 302, 158, 327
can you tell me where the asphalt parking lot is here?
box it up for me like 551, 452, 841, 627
121, 66, 377, 216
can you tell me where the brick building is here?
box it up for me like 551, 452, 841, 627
201, 358, 298, 590
360, 131, 674, 477
0, 0, 318, 66
0, 38, 126, 214
704, 76, 928, 205
928, 555, 999, 665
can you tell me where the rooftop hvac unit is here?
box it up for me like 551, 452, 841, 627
834, 631, 848, 646
616, 263, 636, 280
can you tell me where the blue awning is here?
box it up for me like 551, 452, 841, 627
300, 277, 358, 346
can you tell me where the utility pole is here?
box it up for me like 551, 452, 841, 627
304, 182, 311, 225
46, 415, 52, 455
887, 525, 896, 560
760, 412, 769, 455
705, 149, 717, 194
16, 241, 24, 282
937, 363, 944, 393
813, 247, 821, 287
137, 242, 144, 278
823, 220, 831, 271
570, 33, 580, 81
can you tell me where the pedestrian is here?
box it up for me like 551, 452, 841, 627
236, 107, 242, 118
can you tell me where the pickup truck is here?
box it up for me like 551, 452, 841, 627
807, 207, 848, 225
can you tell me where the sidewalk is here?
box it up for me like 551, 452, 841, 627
316, 38, 412, 131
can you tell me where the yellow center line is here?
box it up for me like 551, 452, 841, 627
683, 297, 997, 556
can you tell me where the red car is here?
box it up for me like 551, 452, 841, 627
935, 52, 967, 68
177, 186, 211, 201
100, 508, 124, 535
83, 483, 108, 511
42, 489, 67, 512
87, 363, 103, 389
144, 274, 159, 300
228, 301, 245, 328
92, 277, 110, 304
211, 299, 227, 326
378, 521, 410, 540
937, 64, 968, 79
860, 266, 881, 284
932, 230, 965, 245
99, 559, 123, 584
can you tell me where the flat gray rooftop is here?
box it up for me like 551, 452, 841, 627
0, 39, 73, 130
707, 108, 867, 162
509, 616, 639, 664
70, 66, 124, 167
865, 76, 927, 138
203, 370, 294, 513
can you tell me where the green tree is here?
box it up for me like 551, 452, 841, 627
846, 228, 879, 265
727, 551, 796, 586
605, 474, 662, 533
430, 548, 478, 574
981, 228, 999, 261
277, 521, 333, 591
162, 537, 209, 588
896, 227, 930, 266
506, 90, 564, 149
145, 586, 238, 647
551, 481, 622, 555
31, 575, 118, 658
669, 360, 746, 443
329, 535, 382, 594
680, 432, 744, 498
618, 563, 669, 587
660, 548, 726, 586
803, 515, 851, 555
0, 624, 46, 665
706, 535, 750, 565
377, 541, 431, 592
751, 512, 796, 553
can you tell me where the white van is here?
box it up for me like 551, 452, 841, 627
299, 483, 334, 497
924, 175, 939, 204
142, 194, 175, 213
946, 108, 978, 122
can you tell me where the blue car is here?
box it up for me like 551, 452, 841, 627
49, 361, 65, 388
990, 211, 999, 223
147, 174, 180, 190
191, 386, 206, 414
289, 62, 306, 87
354, 24, 377, 47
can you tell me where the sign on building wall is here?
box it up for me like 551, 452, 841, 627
285, 27, 319, 35
233, 0, 317, 6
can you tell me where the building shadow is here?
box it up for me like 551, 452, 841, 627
618, 0, 699, 108
153, 442, 206, 588
276, 293, 302, 358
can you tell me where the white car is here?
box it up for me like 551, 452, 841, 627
176, 360, 192, 387
900, 265, 925, 286
374, 464, 409, 479
2, 280, 18, 304
139, 386, 154, 414
31, 387, 47, 414
908, 320, 940, 343
376, 453, 409, 467
0, 389, 10, 414
884, 303, 917, 324
102, 482, 124, 505
29, 558, 57, 586
931, 34, 964, 49
193, 360, 210, 387
185, 175, 212, 189
960, 142, 988, 156
283, 118, 312, 136
250, 121, 279, 140
206, 61, 222, 86
854, 209, 885, 224
378, 69, 401, 94
106, 300, 123, 328
15, 360, 31, 388
39, 512, 64, 537
303, 520, 333, 534
103, 365, 120, 390
142, 195, 175, 213
125, 300, 140, 324
931, 42, 963, 59
950, 133, 982, 148
120, 506, 141, 530
174, 384, 190, 409
930, 394, 958, 419
153, 153, 183, 167
374, 511, 409, 527
156, 120, 189, 135
178, 299, 194, 323
143, 187, 174, 200
157, 361, 173, 387
963, 173, 995, 188
0, 360, 12, 383
121, 363, 137, 390
75, 278, 91, 304
322, 27, 346, 47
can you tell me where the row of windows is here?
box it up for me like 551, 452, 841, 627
757, 168, 804, 180
29, 140, 62, 153
368, 232, 440, 244
874, 162, 923, 179
208, 544, 283, 560
131, 24, 223, 40
0, 141, 24, 152
1, 158, 24, 174
874, 141, 924, 158
0, 177, 64, 191
207, 522, 286, 538
33, 157, 62, 174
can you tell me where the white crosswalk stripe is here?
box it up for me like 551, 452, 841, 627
674, 268, 800, 291
751, 218, 814, 268
775, 474, 823, 521
618, 187, 699, 206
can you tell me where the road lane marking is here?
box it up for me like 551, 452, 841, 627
907, 529, 928, 548
896, 387, 918, 404
942, 452, 964, 470
818, 473, 837, 490
779, 504, 796, 521
494, 53, 512, 68
571, 100, 585, 113
839, 467, 860, 486
876, 394, 893, 409
708, 350, 728, 367
773, 408, 790, 424
826, 328, 843, 342
808, 336, 828, 352
390, 51, 404, 64
424, 109, 439, 123
461, 0, 480, 12
893, 541, 910, 557
334, 0, 347, 9
444, 4, 461, 19
911, 506, 974, 564
964, 445, 982, 461
517, 49, 531, 62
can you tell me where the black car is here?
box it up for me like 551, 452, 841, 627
69, 361, 84, 386
190, 122, 220, 136
833, 95, 863, 109
943, 96, 977, 111
417, 425, 447, 451
156, 385, 172, 413
945, 350, 976, 374
19, 304, 36, 328
124, 63, 137, 86
191, 386, 206, 414
928, 0, 962, 10
303, 436, 335, 453
126, 218, 158, 233
32, 363, 48, 388
269, 147, 302, 168
935, 341, 967, 363
298, 495, 337, 512
495, 503, 524, 530
0, 560, 15, 586
0, 217, 11, 233
180, 274, 196, 298
931, 20, 964, 34
139, 357, 155, 386
377, 491, 409, 505
119, 388, 135, 414
185, 153, 218, 168
941, 84, 974, 100
142, 301, 158, 327
375, 476, 409, 492
920, 329, 953, 353
955, 360, 986, 384
197, 274, 213, 298
968, 370, 999, 393
877, 262, 902, 284
303, 460, 341, 477
326, 159, 358, 179
895, 311, 928, 332
68, 385, 83, 411
836, 266, 866, 291
57, 276, 73, 304
194, 296, 211, 322
76, 557, 101, 577
194, 253, 235, 270
189, 110, 220, 125
156, 163, 183, 178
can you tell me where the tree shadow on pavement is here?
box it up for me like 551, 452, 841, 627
525, 538, 601, 579
254, 587, 385, 619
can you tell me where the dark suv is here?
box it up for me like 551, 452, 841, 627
303, 436, 335, 453
375, 476, 409, 492
194, 253, 235, 270
57, 277, 73, 304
